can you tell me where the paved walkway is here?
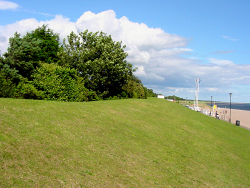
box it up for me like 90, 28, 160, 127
204, 107, 250, 131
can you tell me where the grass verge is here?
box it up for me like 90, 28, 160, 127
0, 97, 250, 187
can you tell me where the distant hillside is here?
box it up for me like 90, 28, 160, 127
0, 98, 250, 187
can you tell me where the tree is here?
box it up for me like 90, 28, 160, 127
147, 89, 157, 97
2, 26, 145, 101
3, 25, 60, 79
0, 56, 22, 97
30, 25, 60, 63
3, 32, 41, 79
58, 30, 133, 98
122, 75, 147, 99
166, 95, 184, 100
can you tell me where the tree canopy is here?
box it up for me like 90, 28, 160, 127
59, 30, 133, 98
0, 26, 155, 101
3, 25, 60, 79
30, 25, 60, 63
3, 32, 41, 79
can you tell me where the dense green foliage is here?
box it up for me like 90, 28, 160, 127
122, 75, 147, 98
59, 30, 134, 98
1, 98, 250, 187
147, 88, 157, 97
30, 25, 60, 63
32, 63, 98, 101
0, 57, 21, 97
0, 26, 152, 101
166, 95, 184, 100
3, 32, 41, 79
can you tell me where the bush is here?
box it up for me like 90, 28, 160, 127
75, 78, 99, 102
146, 89, 157, 97
122, 79, 146, 99
14, 80, 44, 99
144, 87, 148, 99
0, 72, 16, 98
0, 62, 21, 98
32, 63, 99, 102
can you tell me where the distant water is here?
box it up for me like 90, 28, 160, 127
207, 103, 250, 111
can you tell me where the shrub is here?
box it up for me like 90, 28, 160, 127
122, 79, 146, 99
14, 81, 44, 99
0, 63, 21, 98
0, 71, 16, 98
32, 63, 99, 102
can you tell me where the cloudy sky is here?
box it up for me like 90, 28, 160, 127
1, 0, 250, 103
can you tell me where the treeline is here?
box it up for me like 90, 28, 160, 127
165, 96, 184, 100
0, 25, 155, 102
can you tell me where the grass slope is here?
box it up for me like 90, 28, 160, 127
0, 97, 250, 187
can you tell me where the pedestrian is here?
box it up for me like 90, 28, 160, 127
215, 111, 219, 119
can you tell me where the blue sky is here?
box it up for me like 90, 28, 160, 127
1, 0, 250, 103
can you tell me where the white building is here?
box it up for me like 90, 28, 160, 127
157, 95, 165, 99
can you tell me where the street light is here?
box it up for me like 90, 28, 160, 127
229, 93, 232, 123
211, 96, 213, 107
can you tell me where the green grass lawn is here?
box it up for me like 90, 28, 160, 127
0, 97, 250, 187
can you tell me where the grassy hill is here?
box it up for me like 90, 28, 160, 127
0, 97, 250, 187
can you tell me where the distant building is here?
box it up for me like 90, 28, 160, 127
157, 95, 165, 99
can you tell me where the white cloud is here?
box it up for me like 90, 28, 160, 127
73, 10, 190, 72
126, 48, 151, 64
204, 87, 222, 92
222, 36, 239, 41
76, 10, 122, 38
0, 15, 76, 54
213, 50, 235, 54
172, 48, 193, 52
41, 15, 77, 40
0, 18, 40, 53
134, 66, 165, 82
209, 58, 234, 66
75, 10, 188, 53
0, 0, 19, 10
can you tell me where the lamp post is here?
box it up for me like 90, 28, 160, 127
211, 96, 212, 107
229, 93, 232, 123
